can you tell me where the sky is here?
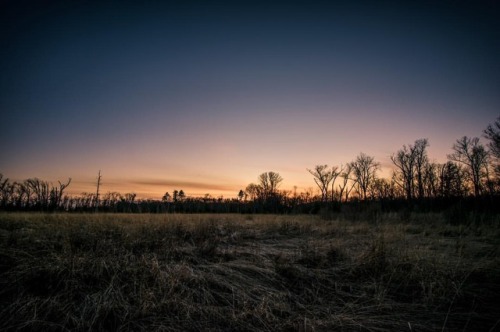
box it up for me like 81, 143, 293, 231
1, 0, 499, 199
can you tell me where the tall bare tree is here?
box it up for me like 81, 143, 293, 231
258, 171, 283, 199
484, 117, 500, 180
307, 165, 340, 202
423, 162, 439, 198
391, 144, 416, 200
438, 162, 465, 197
0, 174, 12, 208
337, 164, 354, 203
350, 153, 380, 200
391, 138, 429, 200
50, 178, 72, 210
484, 117, 500, 158
26, 178, 50, 210
95, 170, 102, 212
414, 139, 429, 199
448, 136, 489, 196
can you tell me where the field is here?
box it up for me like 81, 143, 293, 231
0, 212, 499, 331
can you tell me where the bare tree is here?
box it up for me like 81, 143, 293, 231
391, 145, 415, 200
162, 192, 171, 202
78, 192, 96, 210
178, 190, 186, 201
258, 171, 283, 198
414, 139, 429, 199
423, 162, 439, 198
50, 178, 72, 210
95, 170, 102, 212
123, 193, 137, 212
26, 178, 50, 210
338, 164, 354, 203
161, 192, 171, 212
448, 136, 489, 196
484, 117, 500, 158
12, 181, 27, 208
390, 139, 429, 200
484, 117, 500, 180
307, 165, 340, 202
438, 162, 465, 197
245, 183, 263, 201
103, 191, 122, 212
350, 153, 380, 200
369, 178, 394, 200
0, 174, 10, 208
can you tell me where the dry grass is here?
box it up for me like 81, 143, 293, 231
1, 212, 499, 331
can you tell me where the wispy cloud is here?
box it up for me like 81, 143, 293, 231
64, 177, 240, 199
128, 179, 238, 192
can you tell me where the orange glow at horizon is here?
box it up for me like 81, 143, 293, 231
10, 135, 458, 201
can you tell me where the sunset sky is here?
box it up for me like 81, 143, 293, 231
1, 1, 499, 199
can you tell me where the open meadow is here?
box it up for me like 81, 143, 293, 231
0, 212, 499, 331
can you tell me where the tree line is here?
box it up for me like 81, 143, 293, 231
1, 117, 500, 213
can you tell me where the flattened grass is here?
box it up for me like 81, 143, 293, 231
0, 212, 499, 331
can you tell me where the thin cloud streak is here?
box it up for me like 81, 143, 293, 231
61, 178, 240, 199
128, 179, 238, 192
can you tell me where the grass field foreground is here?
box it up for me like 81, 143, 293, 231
1, 212, 499, 331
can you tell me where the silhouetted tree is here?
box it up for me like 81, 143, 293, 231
414, 139, 429, 199
95, 171, 102, 212
12, 181, 28, 208
369, 178, 395, 200
423, 162, 440, 198
50, 178, 71, 210
391, 139, 429, 200
103, 191, 122, 212
337, 164, 354, 203
438, 162, 465, 197
237, 189, 245, 201
484, 117, 500, 158
0, 174, 12, 208
245, 183, 262, 201
484, 117, 500, 181
26, 178, 50, 210
76, 192, 96, 210
307, 165, 340, 202
391, 144, 416, 200
350, 153, 380, 200
244, 172, 285, 212
123, 193, 137, 212
258, 171, 283, 199
448, 136, 489, 196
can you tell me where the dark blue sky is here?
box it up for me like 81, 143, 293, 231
1, 0, 499, 197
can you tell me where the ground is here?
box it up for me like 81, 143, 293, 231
0, 212, 499, 331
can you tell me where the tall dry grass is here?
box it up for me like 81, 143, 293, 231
0, 212, 499, 331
